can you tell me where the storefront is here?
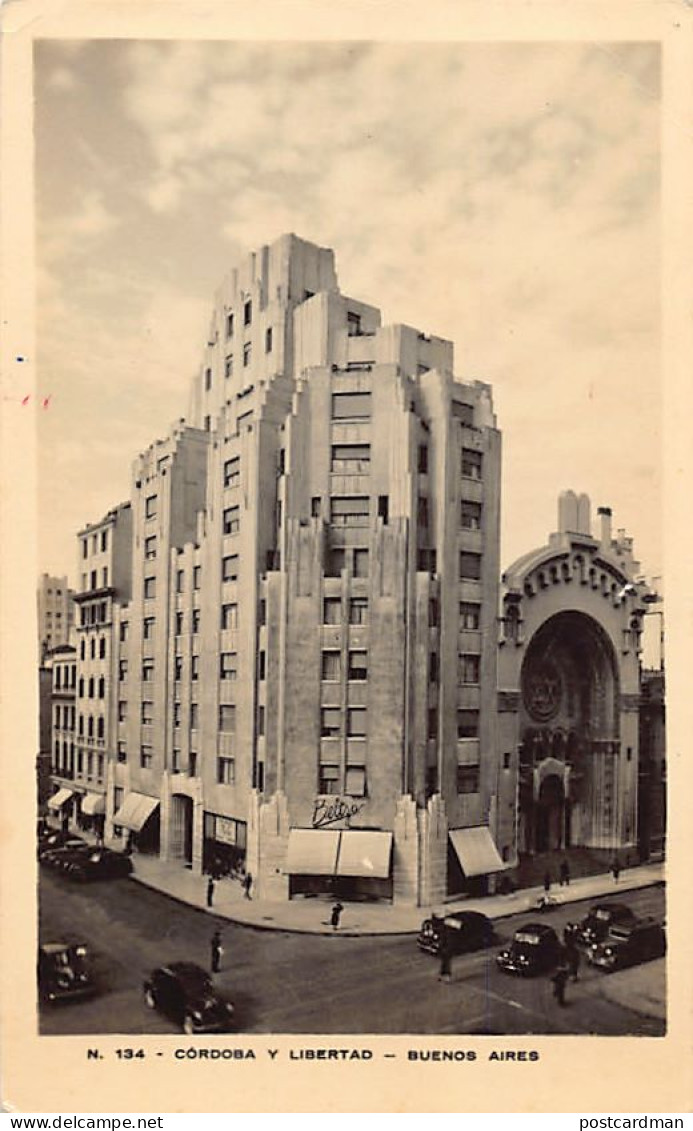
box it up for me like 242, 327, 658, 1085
78, 792, 106, 837
202, 813, 247, 877
112, 791, 160, 853
448, 825, 504, 896
46, 786, 74, 831
286, 827, 393, 902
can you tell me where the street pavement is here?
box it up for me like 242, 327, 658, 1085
39, 869, 665, 1037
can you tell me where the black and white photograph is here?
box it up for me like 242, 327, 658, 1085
2, 0, 691, 1116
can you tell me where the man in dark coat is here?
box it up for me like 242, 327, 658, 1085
438, 928, 453, 983
330, 902, 344, 930
559, 860, 570, 887
551, 965, 569, 1006
243, 872, 253, 900
565, 941, 581, 982
206, 876, 215, 908
543, 871, 552, 895
612, 858, 621, 883
210, 930, 223, 974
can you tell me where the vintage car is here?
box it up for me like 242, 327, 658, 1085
417, 910, 496, 956
64, 849, 133, 882
143, 962, 235, 1034
496, 922, 563, 976
38, 838, 87, 866
587, 919, 666, 972
38, 943, 97, 1004
574, 902, 638, 947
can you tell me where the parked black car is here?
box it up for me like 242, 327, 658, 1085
38, 943, 97, 1004
418, 910, 495, 956
65, 849, 133, 882
143, 962, 235, 1034
39, 838, 86, 866
574, 902, 637, 947
496, 923, 562, 976
37, 831, 84, 860
587, 919, 666, 972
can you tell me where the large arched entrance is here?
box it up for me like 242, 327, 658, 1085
518, 611, 620, 856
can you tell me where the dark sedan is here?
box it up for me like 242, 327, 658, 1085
587, 919, 666, 972
38, 943, 97, 1004
39, 838, 86, 866
65, 849, 133, 882
574, 902, 637, 947
496, 922, 563, 976
143, 962, 235, 1034
417, 910, 496, 956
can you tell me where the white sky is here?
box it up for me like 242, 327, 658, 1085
35, 39, 661, 587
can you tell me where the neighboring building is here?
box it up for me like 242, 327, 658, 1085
638, 619, 666, 862
37, 663, 53, 809
497, 493, 655, 876
37, 573, 75, 659
44, 645, 77, 825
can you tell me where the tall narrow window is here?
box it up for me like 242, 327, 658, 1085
265, 327, 273, 353
223, 506, 240, 534
461, 448, 483, 479
323, 597, 341, 625
461, 500, 482, 530
321, 651, 341, 681
224, 457, 240, 488
243, 299, 252, 326
219, 704, 236, 732
221, 603, 239, 630
349, 597, 368, 625
145, 495, 157, 519
222, 554, 239, 582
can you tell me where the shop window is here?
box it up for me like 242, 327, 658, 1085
345, 766, 367, 797
459, 552, 482, 581
460, 602, 481, 630
348, 650, 368, 681
220, 652, 238, 680
319, 764, 340, 794
331, 392, 371, 419
217, 756, 235, 785
323, 597, 341, 625
347, 707, 367, 737
223, 506, 240, 534
224, 457, 240, 488
349, 597, 368, 625
461, 500, 482, 530
457, 709, 479, 739
221, 603, 239, 630
353, 549, 369, 578
219, 704, 236, 733
321, 707, 341, 738
145, 494, 157, 519
461, 448, 483, 479
457, 764, 480, 794
458, 654, 480, 684
222, 554, 239, 582
321, 651, 341, 681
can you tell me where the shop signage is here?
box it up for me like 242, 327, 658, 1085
311, 795, 365, 830
215, 816, 238, 845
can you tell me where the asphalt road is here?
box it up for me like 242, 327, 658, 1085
39, 871, 666, 1036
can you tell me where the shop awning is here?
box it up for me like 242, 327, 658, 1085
113, 792, 160, 832
81, 792, 106, 817
47, 787, 74, 811
449, 826, 504, 877
285, 828, 340, 875
336, 830, 393, 879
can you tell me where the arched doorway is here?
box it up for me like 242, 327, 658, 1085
170, 794, 194, 865
519, 610, 620, 856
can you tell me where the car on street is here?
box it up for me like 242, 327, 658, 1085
143, 962, 235, 1034
37, 831, 84, 859
39, 838, 86, 866
64, 849, 133, 882
417, 910, 496, 956
587, 918, 666, 972
496, 922, 563, 976
573, 902, 637, 947
38, 942, 97, 1004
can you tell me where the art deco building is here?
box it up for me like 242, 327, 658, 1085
37, 573, 75, 658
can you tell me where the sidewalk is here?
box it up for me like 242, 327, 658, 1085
129, 854, 665, 936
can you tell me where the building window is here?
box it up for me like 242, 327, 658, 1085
311, 497, 321, 518
326, 548, 346, 577
99, 637, 106, 659
243, 342, 252, 368
141, 701, 153, 725
97, 717, 104, 740
190, 703, 199, 730
320, 707, 341, 738
80, 639, 86, 660
172, 749, 181, 774
243, 298, 252, 326
219, 704, 236, 732
258, 651, 266, 680
459, 552, 482, 581
460, 602, 481, 630
461, 448, 483, 480
330, 444, 370, 472
222, 554, 239, 582
175, 611, 183, 636
78, 715, 84, 736
221, 603, 238, 630
217, 756, 235, 785
265, 327, 273, 353
330, 497, 369, 527
118, 660, 128, 682
319, 764, 340, 794
257, 706, 265, 736
117, 741, 127, 764
331, 392, 371, 419
191, 608, 200, 634
349, 597, 368, 625
144, 576, 156, 599
418, 445, 429, 474
191, 565, 200, 591
144, 535, 157, 559
347, 311, 362, 336
225, 354, 233, 378
140, 745, 153, 769
348, 650, 368, 681
430, 653, 439, 682
143, 616, 155, 640
145, 494, 157, 519
461, 500, 482, 530
345, 766, 367, 797
119, 621, 129, 644
417, 496, 429, 527
377, 495, 389, 524
87, 676, 94, 699
90, 570, 97, 590
458, 654, 480, 684
220, 652, 238, 681
503, 751, 512, 770
353, 549, 369, 578
118, 701, 127, 722
347, 707, 367, 737
457, 764, 480, 794
323, 597, 341, 625
90, 638, 96, 660
205, 367, 212, 391
189, 751, 198, 777
176, 569, 184, 593
223, 506, 240, 535
98, 676, 105, 699
174, 655, 183, 681
224, 457, 240, 488
321, 651, 341, 681
226, 312, 234, 338
191, 655, 199, 681
142, 659, 154, 684
259, 598, 266, 626
82, 539, 88, 559
457, 709, 479, 739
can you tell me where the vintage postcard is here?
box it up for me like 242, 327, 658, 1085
1, 0, 691, 1115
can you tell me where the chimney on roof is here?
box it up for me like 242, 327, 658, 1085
597, 506, 612, 549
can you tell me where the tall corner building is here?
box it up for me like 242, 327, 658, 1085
68, 234, 505, 905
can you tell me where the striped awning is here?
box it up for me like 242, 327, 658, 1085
112, 792, 160, 832
81, 792, 106, 817
336, 830, 392, 879
47, 787, 74, 811
449, 826, 504, 877
285, 828, 340, 875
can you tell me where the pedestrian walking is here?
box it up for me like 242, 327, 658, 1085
243, 871, 253, 900
565, 942, 581, 983
210, 929, 223, 974
563, 922, 578, 948
611, 857, 621, 883
543, 871, 552, 895
551, 965, 569, 1007
330, 901, 344, 930
559, 860, 570, 887
206, 876, 215, 908
438, 930, 453, 983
